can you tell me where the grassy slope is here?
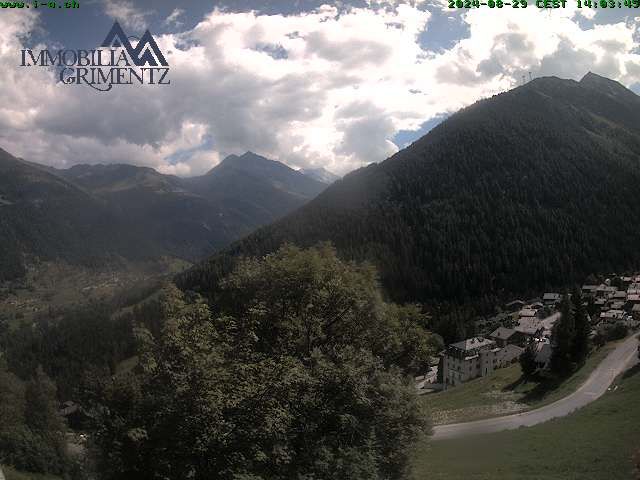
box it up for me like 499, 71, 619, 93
424, 343, 617, 425
2, 467, 60, 480
413, 362, 640, 480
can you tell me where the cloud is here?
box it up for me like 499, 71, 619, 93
1, 2, 639, 177
104, 0, 151, 31
164, 8, 185, 28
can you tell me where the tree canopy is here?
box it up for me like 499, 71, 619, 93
95, 245, 438, 480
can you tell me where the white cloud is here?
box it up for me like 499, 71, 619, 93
104, 0, 150, 31
164, 8, 184, 27
0, 3, 639, 177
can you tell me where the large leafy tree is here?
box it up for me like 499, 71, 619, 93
0, 362, 69, 475
95, 245, 436, 480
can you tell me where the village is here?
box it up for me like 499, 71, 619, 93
417, 274, 640, 392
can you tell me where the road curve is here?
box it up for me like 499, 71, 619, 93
432, 334, 639, 441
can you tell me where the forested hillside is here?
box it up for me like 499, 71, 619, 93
0, 151, 327, 279
180, 73, 640, 305
58, 152, 327, 261
0, 246, 440, 479
0, 149, 157, 281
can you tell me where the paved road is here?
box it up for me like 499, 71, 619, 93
432, 334, 639, 440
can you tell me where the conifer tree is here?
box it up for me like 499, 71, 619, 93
519, 344, 537, 378
571, 288, 590, 365
550, 293, 575, 376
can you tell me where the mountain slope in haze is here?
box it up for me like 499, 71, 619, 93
180, 73, 640, 304
183, 152, 327, 227
58, 163, 233, 260
54, 152, 327, 261
0, 149, 157, 281
300, 167, 340, 185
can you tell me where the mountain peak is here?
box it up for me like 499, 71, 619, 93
216, 151, 272, 170
580, 71, 610, 84
579, 71, 634, 98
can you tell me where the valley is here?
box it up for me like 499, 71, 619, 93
0, 257, 190, 326
2, 72, 640, 480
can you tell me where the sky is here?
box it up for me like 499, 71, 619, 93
0, 0, 639, 176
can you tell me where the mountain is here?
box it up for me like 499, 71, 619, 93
300, 167, 340, 185
180, 73, 640, 305
0, 149, 157, 281
58, 163, 236, 260
0, 151, 328, 274
184, 152, 326, 224
56, 152, 326, 260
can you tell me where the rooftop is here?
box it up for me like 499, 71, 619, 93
543, 293, 561, 300
490, 326, 517, 340
516, 318, 543, 335
450, 337, 496, 351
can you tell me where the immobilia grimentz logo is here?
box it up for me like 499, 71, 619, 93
20, 21, 170, 92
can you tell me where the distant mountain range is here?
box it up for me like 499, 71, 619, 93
300, 167, 341, 184
0, 150, 328, 280
180, 73, 640, 304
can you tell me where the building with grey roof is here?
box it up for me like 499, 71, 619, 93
441, 337, 500, 388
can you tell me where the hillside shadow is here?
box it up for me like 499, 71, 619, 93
518, 377, 564, 403
500, 371, 568, 404
622, 363, 640, 380
502, 376, 527, 392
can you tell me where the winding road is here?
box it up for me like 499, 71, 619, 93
432, 334, 639, 441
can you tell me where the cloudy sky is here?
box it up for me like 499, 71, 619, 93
0, 0, 639, 176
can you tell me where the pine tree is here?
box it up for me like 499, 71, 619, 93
550, 293, 575, 376
519, 344, 537, 378
571, 288, 590, 365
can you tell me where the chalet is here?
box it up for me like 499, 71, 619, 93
441, 337, 500, 388
627, 294, 640, 306
518, 307, 542, 320
596, 284, 617, 299
543, 293, 562, 306
613, 291, 627, 301
609, 300, 626, 311
599, 309, 625, 324
582, 285, 598, 297
489, 327, 522, 348
515, 317, 544, 342
497, 344, 524, 366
